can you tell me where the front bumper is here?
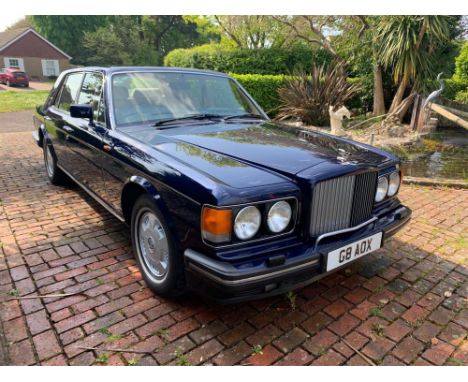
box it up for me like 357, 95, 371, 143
184, 205, 411, 304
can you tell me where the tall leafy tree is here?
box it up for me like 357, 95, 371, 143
376, 16, 457, 116
30, 16, 110, 62
275, 16, 385, 114
183, 16, 222, 45
32, 16, 205, 66
214, 16, 293, 49
81, 27, 130, 66
141, 16, 200, 63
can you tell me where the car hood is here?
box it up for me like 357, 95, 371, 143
121, 121, 394, 179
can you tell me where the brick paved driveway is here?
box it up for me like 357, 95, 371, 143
0, 122, 466, 366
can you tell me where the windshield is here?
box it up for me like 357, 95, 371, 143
111, 71, 263, 127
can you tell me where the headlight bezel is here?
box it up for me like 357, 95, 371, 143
267, 200, 293, 233
375, 176, 389, 202
387, 171, 401, 197
375, 169, 402, 203
201, 197, 297, 247
234, 205, 262, 240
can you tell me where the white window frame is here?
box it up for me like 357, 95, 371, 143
3, 57, 24, 71
41, 59, 60, 77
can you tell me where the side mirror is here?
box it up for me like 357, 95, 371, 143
70, 104, 93, 122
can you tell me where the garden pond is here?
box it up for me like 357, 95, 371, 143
395, 126, 468, 182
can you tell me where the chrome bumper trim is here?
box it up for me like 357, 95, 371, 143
314, 216, 378, 251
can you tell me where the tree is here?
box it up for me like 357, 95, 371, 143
333, 16, 386, 116
273, 16, 342, 57
376, 16, 456, 119
274, 16, 385, 115
81, 27, 130, 66
183, 16, 222, 45
214, 16, 293, 49
141, 16, 200, 63
80, 16, 203, 65
30, 16, 110, 63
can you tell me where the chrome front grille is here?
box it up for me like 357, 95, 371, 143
309, 171, 378, 237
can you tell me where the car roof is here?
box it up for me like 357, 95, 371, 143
63, 66, 231, 78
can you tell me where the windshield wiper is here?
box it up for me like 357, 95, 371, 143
153, 114, 224, 127
222, 113, 266, 121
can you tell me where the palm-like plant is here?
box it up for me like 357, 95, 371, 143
276, 61, 360, 126
376, 16, 455, 115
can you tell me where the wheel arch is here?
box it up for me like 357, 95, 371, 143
121, 176, 179, 241
42, 129, 58, 161
37, 127, 45, 148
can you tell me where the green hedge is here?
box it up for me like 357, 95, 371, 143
164, 44, 333, 75
454, 41, 468, 81
231, 73, 366, 117
442, 78, 468, 100
454, 90, 468, 104
231, 73, 288, 115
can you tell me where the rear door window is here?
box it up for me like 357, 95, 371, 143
56, 72, 84, 112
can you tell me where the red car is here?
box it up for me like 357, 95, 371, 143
0, 68, 29, 87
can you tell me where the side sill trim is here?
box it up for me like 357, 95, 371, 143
57, 163, 125, 223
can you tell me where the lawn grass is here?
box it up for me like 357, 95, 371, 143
0, 90, 49, 113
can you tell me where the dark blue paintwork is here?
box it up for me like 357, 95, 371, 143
33, 66, 411, 302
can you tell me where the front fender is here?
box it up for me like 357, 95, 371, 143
123, 175, 181, 243
32, 115, 47, 148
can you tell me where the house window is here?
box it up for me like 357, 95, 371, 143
8, 58, 19, 68
3, 57, 24, 71
41, 59, 59, 77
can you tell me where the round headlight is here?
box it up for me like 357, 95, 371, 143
387, 171, 400, 197
267, 201, 292, 233
234, 206, 261, 240
375, 176, 389, 202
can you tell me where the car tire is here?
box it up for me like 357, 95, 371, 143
131, 194, 186, 297
43, 142, 67, 185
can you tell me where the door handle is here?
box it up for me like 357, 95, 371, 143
63, 125, 73, 133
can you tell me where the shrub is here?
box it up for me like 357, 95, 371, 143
231, 73, 366, 117
454, 41, 468, 81
231, 73, 288, 115
454, 90, 468, 104
443, 78, 468, 100
276, 62, 361, 126
164, 43, 333, 75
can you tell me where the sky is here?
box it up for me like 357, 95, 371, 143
0, 12, 25, 31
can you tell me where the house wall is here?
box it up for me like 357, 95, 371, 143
0, 56, 71, 80
0, 31, 69, 59
0, 30, 71, 80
